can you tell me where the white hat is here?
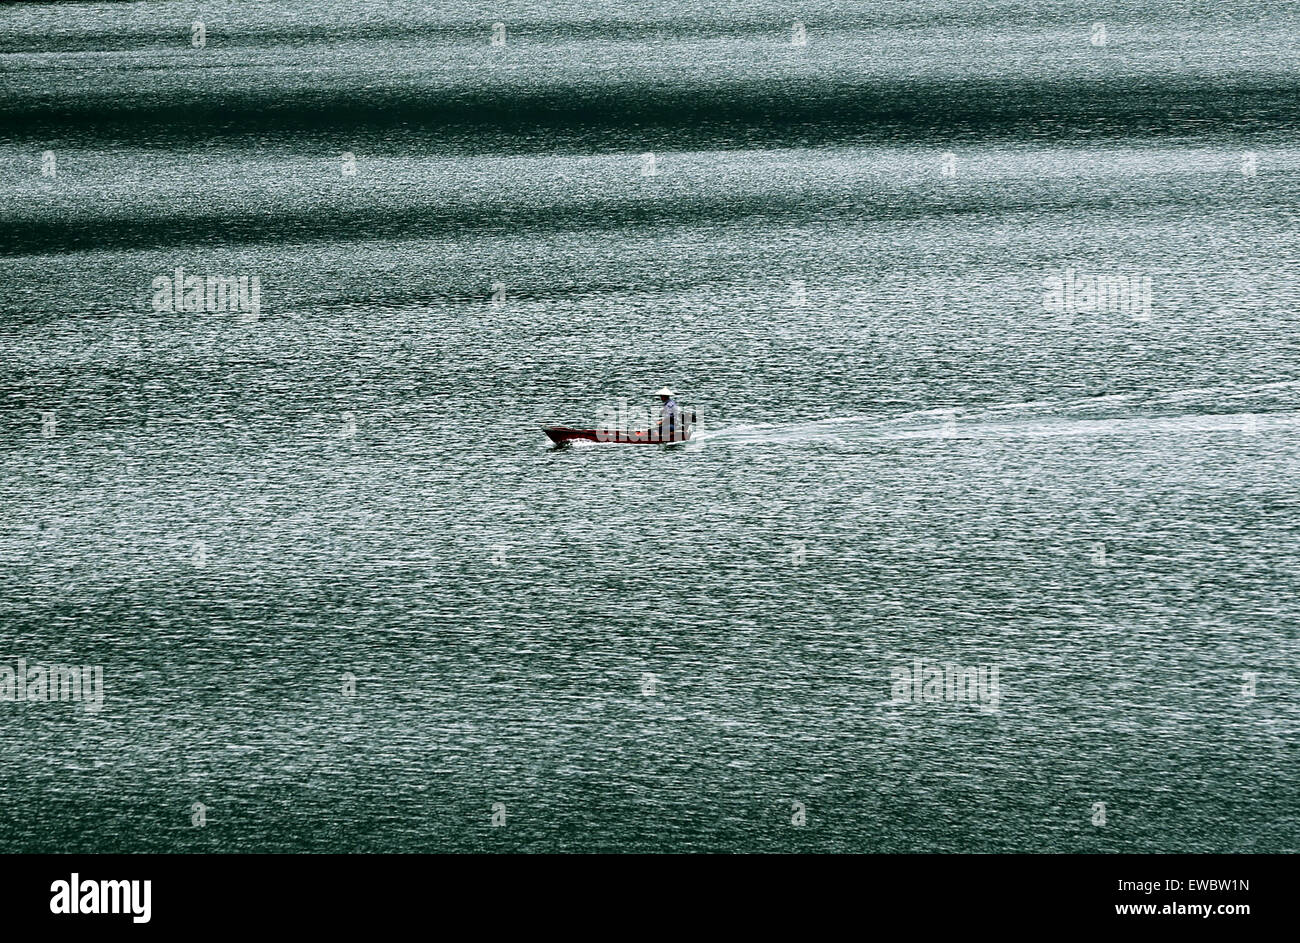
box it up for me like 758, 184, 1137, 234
654, 387, 676, 397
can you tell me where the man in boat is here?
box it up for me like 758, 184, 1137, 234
654, 386, 682, 441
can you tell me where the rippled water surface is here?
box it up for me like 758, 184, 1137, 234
0, 1, 1297, 852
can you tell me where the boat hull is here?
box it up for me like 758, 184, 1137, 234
542, 426, 691, 444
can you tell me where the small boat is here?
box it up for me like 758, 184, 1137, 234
542, 426, 692, 445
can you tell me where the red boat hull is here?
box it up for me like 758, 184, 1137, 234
542, 426, 691, 444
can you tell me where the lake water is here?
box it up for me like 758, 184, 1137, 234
0, 0, 1297, 852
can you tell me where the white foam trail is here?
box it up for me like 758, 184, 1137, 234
697, 409, 1300, 446
665, 381, 1300, 448
890, 411, 1300, 440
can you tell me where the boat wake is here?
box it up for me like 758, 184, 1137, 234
690, 384, 1300, 449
